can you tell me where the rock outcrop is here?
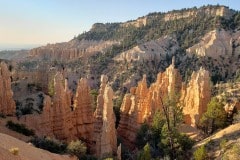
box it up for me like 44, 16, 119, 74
20, 72, 73, 140
117, 59, 182, 147
0, 62, 15, 115
40, 95, 54, 136
114, 36, 179, 62
164, 6, 234, 21
21, 73, 117, 157
121, 17, 147, 28
72, 78, 94, 142
100, 84, 117, 157
51, 73, 73, 140
94, 75, 117, 158
181, 68, 211, 127
117, 144, 121, 160
118, 61, 211, 147
29, 39, 118, 61
186, 29, 233, 58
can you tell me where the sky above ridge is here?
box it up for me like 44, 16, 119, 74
0, 0, 240, 50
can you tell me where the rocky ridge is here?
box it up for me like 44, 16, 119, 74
121, 17, 147, 28
29, 39, 119, 61
163, 6, 234, 21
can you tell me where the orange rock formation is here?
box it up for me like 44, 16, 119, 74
51, 73, 73, 140
0, 62, 15, 116
117, 61, 211, 147
94, 75, 117, 158
117, 59, 182, 147
72, 78, 94, 142
181, 68, 211, 127
21, 73, 117, 157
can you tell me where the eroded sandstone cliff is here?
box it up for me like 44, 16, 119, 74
72, 78, 94, 142
29, 39, 118, 61
186, 29, 233, 58
181, 68, 211, 127
114, 36, 179, 62
117, 61, 211, 147
0, 62, 15, 116
117, 60, 182, 147
164, 6, 234, 21
21, 73, 117, 157
94, 75, 117, 158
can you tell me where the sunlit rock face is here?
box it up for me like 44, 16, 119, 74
186, 29, 240, 58
117, 59, 182, 148
94, 75, 117, 158
117, 60, 211, 147
50, 73, 73, 140
114, 36, 179, 62
181, 68, 211, 127
72, 78, 94, 142
21, 74, 117, 157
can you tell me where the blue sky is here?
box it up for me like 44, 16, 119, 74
0, 0, 239, 50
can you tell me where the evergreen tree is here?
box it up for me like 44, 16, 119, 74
200, 97, 228, 134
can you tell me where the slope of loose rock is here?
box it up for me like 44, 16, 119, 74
0, 133, 76, 160
187, 29, 240, 58
193, 123, 240, 159
114, 36, 179, 62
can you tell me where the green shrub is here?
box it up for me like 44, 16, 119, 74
177, 133, 195, 151
67, 140, 87, 158
194, 145, 207, 160
220, 138, 227, 149
30, 136, 67, 154
143, 143, 151, 160
6, 120, 35, 136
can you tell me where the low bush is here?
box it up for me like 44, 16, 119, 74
9, 147, 19, 155
6, 121, 35, 136
30, 136, 67, 154
67, 140, 87, 158
194, 145, 208, 160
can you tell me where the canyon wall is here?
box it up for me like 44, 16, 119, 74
164, 6, 234, 21
29, 39, 118, 61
